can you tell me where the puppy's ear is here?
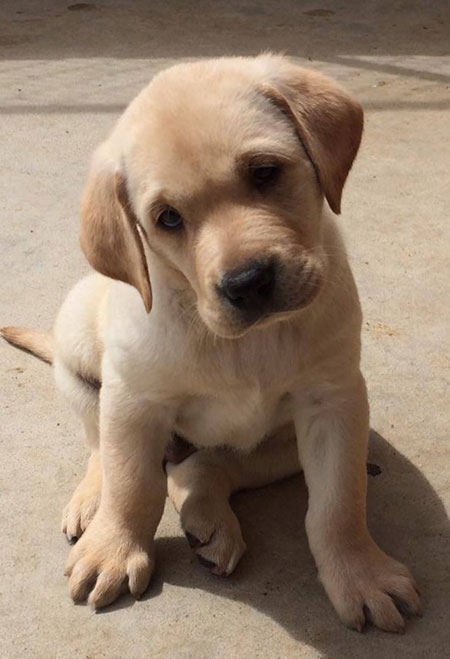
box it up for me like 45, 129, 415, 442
79, 161, 152, 312
262, 65, 363, 214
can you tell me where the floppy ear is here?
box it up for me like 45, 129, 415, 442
262, 66, 363, 214
79, 162, 152, 312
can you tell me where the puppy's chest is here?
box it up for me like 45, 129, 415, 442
173, 386, 291, 450
129, 316, 304, 448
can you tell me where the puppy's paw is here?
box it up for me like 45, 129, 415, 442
61, 465, 101, 543
319, 542, 421, 633
180, 497, 246, 576
65, 514, 154, 609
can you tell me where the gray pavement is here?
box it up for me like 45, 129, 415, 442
1, 2, 449, 657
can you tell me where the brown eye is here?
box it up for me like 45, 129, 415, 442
249, 164, 281, 189
157, 207, 183, 230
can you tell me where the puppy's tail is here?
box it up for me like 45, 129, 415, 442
1, 326, 54, 364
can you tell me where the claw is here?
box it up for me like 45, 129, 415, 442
197, 555, 217, 570
185, 532, 203, 549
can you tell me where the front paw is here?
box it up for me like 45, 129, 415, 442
319, 541, 421, 633
64, 514, 154, 609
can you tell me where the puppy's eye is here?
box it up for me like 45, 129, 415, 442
249, 164, 280, 189
157, 207, 183, 230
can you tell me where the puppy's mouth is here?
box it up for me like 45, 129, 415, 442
200, 266, 322, 339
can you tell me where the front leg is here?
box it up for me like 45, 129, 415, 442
65, 365, 170, 609
294, 373, 421, 632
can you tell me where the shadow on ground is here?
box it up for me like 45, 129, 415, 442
2, 0, 449, 60
2, 1, 450, 118
144, 429, 449, 657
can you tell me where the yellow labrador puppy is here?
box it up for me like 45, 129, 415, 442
2, 55, 421, 631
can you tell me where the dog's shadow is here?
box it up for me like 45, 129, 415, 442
116, 430, 450, 656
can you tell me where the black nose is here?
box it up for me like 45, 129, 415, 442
219, 260, 275, 313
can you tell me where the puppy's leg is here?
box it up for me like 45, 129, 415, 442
55, 359, 102, 542
293, 373, 421, 633
65, 361, 170, 609
167, 426, 299, 575
61, 415, 102, 543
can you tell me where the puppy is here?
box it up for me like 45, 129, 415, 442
2, 55, 421, 631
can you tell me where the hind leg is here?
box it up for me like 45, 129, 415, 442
61, 417, 102, 543
56, 359, 102, 543
167, 425, 300, 575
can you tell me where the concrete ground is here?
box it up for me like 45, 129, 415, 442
1, 1, 449, 657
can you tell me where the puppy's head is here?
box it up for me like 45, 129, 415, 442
80, 56, 363, 338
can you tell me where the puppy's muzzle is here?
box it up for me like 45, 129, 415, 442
218, 260, 275, 319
